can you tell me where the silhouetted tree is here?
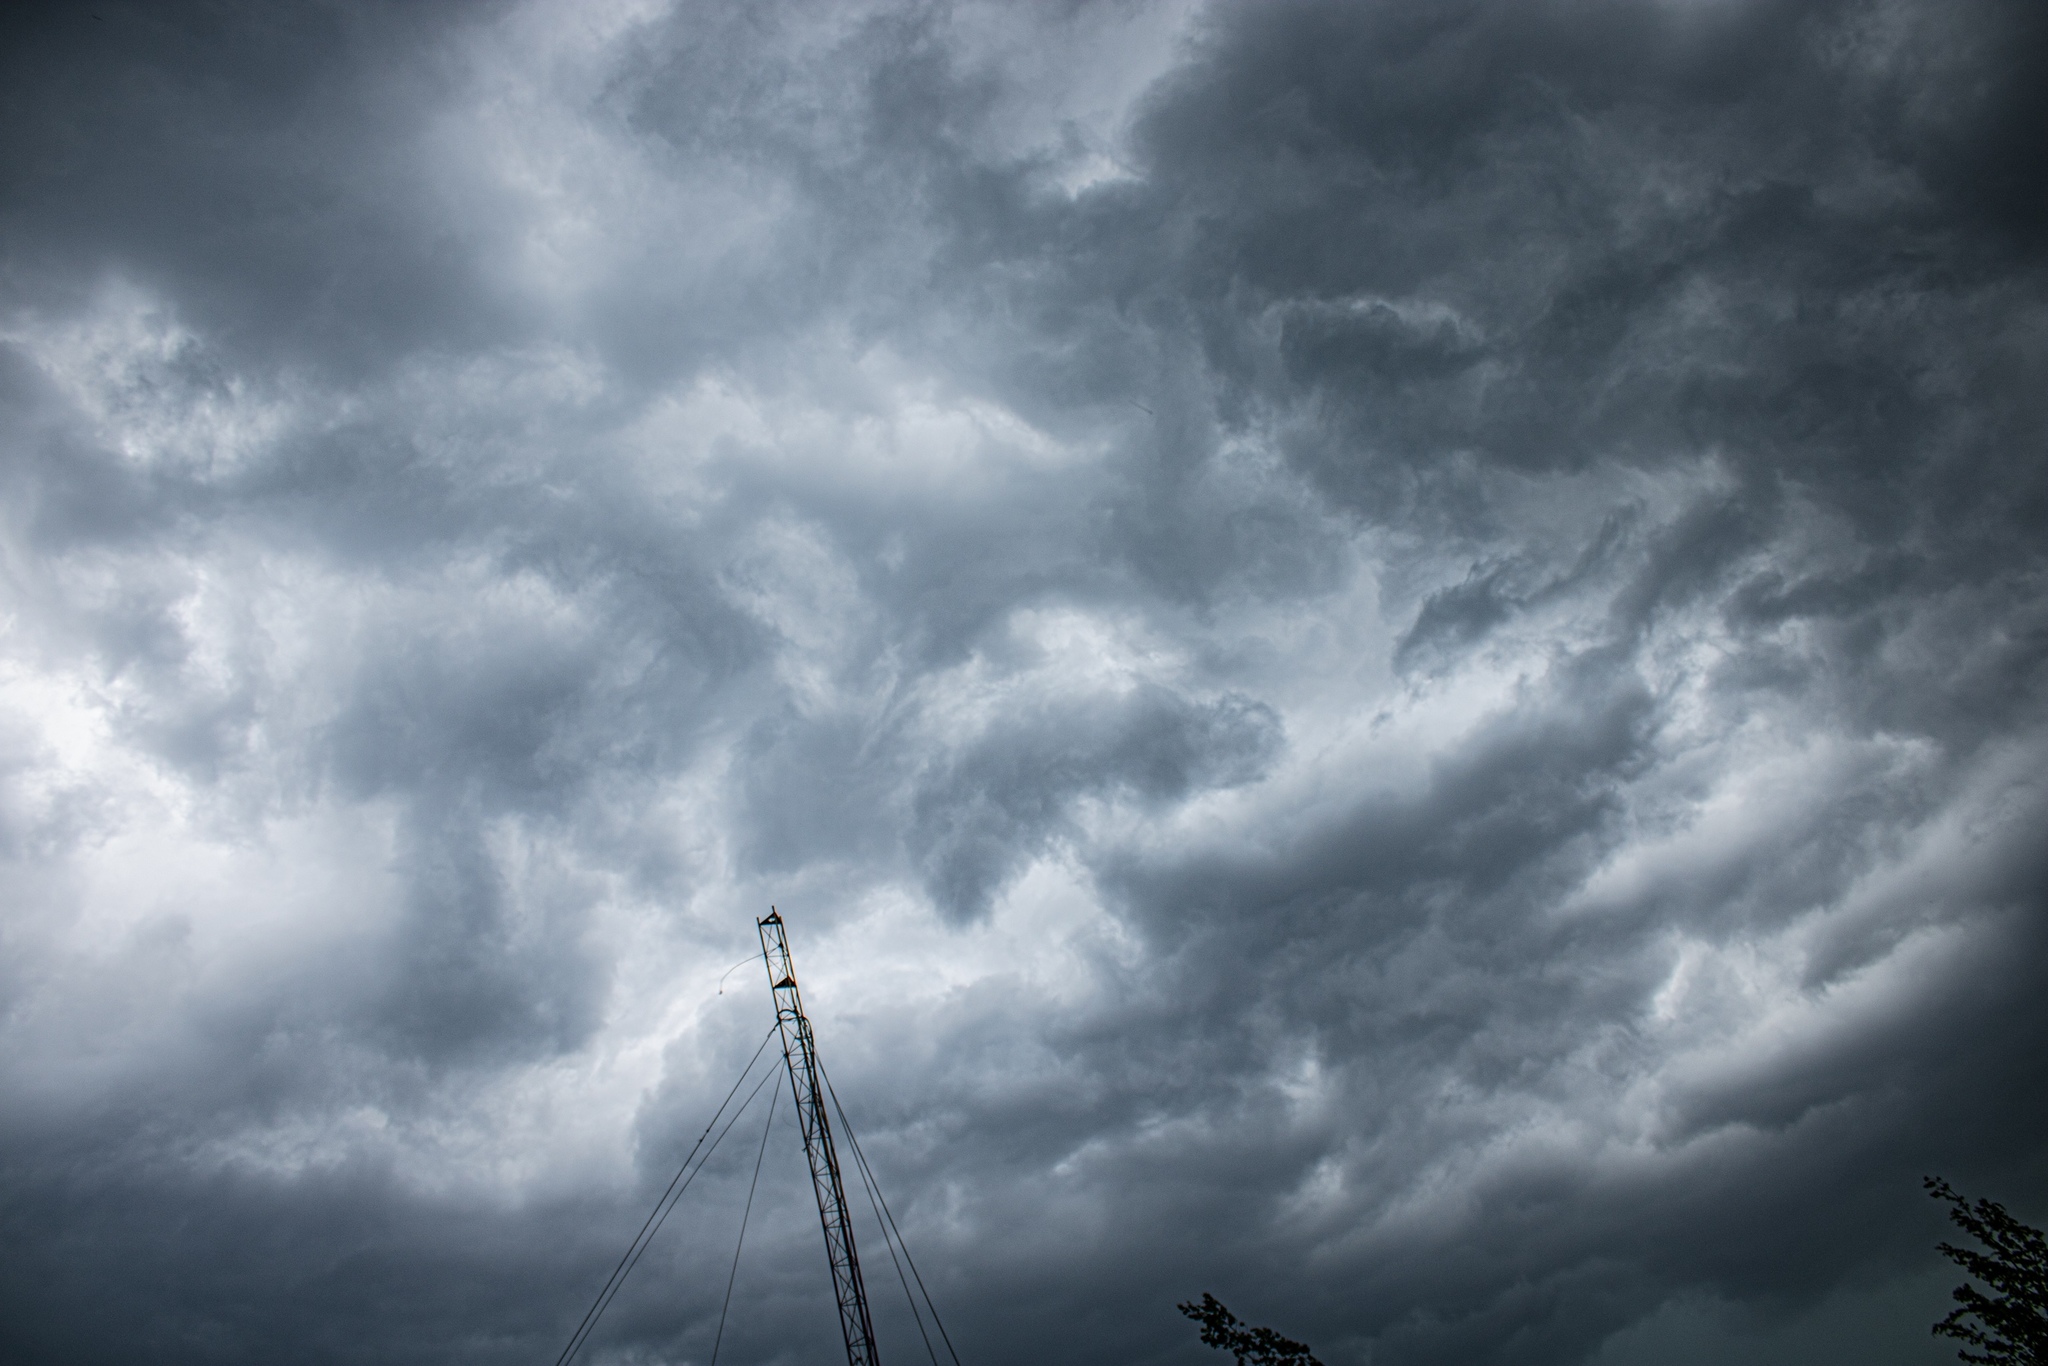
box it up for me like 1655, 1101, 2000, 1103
1178, 1292, 1324, 1366
1928, 1177, 2048, 1365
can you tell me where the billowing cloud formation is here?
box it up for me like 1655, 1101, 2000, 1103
1, 1, 2044, 1364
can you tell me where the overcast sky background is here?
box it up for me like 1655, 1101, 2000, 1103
2, 1, 2045, 1363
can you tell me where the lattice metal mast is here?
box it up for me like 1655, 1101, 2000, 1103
758, 910, 881, 1366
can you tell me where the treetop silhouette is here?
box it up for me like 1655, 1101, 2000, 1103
1928, 1176, 2048, 1366
1178, 1292, 1324, 1366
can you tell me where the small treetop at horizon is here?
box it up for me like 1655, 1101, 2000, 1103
1179, 1293, 1324, 1366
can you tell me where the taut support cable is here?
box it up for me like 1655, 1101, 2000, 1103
710, 1082, 779, 1366
822, 1062, 963, 1366
552, 1026, 779, 1366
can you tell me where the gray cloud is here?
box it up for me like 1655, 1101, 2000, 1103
1, 1, 2044, 1364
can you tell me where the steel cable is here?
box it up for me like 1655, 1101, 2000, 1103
710, 1081, 778, 1366
820, 1062, 963, 1366
553, 1026, 779, 1366
850, 1117, 941, 1366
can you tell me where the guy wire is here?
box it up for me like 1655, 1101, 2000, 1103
554, 1026, 779, 1366
710, 1081, 780, 1366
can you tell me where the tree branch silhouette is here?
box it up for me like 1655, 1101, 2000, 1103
1178, 1293, 1324, 1366
1928, 1176, 2048, 1366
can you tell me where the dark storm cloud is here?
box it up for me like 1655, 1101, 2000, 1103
910, 684, 1281, 917
1, 1, 2044, 1365
973, 2, 2047, 1357
0, 1, 516, 376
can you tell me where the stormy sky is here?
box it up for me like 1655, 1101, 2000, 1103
2, 1, 2044, 1363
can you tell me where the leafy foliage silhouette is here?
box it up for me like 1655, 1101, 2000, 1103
1178, 1292, 1324, 1366
1928, 1177, 2048, 1365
